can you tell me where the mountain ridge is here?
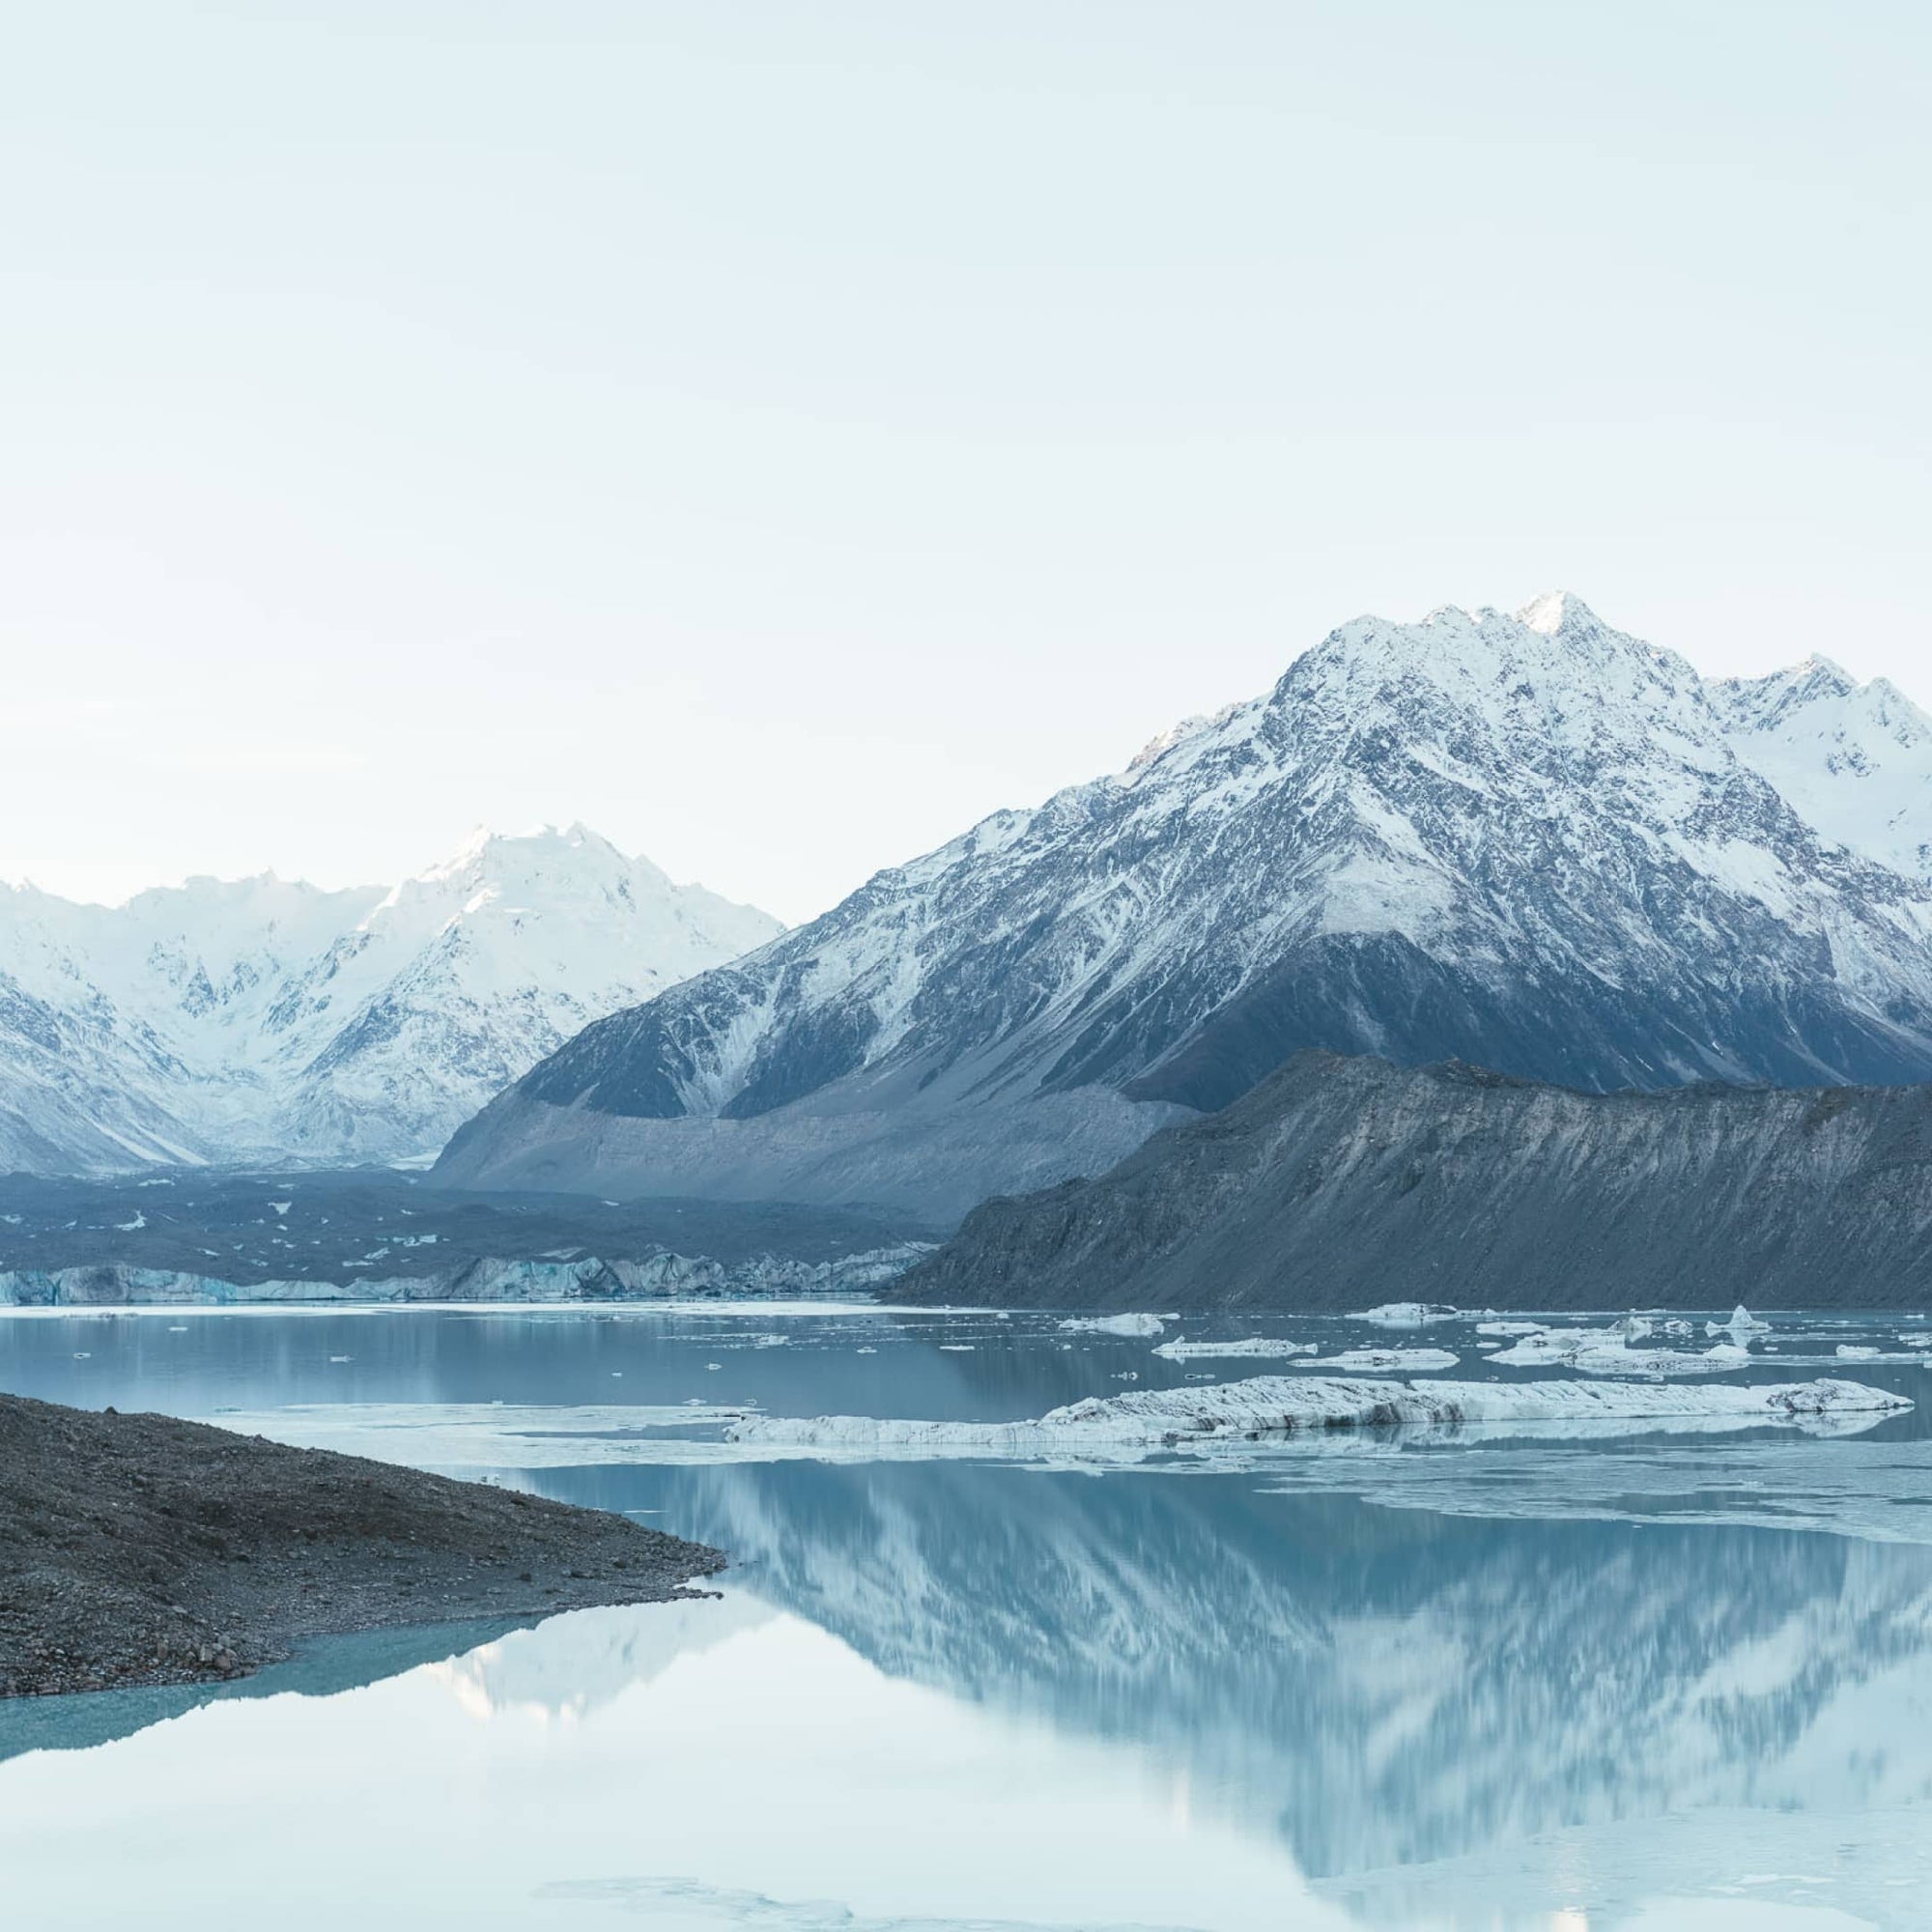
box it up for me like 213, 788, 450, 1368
895, 1047, 1932, 1311
0, 825, 781, 1173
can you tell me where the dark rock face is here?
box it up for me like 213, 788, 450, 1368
1121, 930, 1932, 1114
899, 1051, 1932, 1312
438, 599, 1932, 1220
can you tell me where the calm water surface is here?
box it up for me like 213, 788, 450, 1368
4, 1303, 1931, 1930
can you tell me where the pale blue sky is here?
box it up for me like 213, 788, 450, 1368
3, 3, 1926, 921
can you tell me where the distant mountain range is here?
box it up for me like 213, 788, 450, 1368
0, 826, 779, 1172
900, 1050, 1932, 1311
438, 594, 1932, 1222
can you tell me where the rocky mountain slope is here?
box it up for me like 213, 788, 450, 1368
0, 826, 778, 1172
899, 1050, 1932, 1311
438, 595, 1932, 1221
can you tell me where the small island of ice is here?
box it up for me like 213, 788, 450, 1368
726, 1373, 1910, 1463
1152, 1337, 1319, 1362
1296, 1348, 1461, 1373
1490, 1321, 1750, 1377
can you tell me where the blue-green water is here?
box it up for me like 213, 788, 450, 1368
4, 1303, 1931, 1929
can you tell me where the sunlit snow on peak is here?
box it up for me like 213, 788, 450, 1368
1516, 587, 1600, 636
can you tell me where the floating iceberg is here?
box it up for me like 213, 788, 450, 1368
1489, 1324, 1750, 1377
1151, 1337, 1319, 1361
724, 1374, 1910, 1461
1057, 1313, 1166, 1337
1296, 1348, 1460, 1373
1352, 1302, 1459, 1328
1707, 1304, 1773, 1339
1151, 1338, 1454, 1372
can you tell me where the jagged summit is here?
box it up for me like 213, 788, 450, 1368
438, 595, 1932, 1222
1711, 652, 1932, 881
1514, 588, 1614, 639
409, 820, 637, 879
1791, 653, 1861, 693
1277, 599, 1702, 741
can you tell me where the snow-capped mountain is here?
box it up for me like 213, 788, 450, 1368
1710, 655, 1932, 880
0, 826, 779, 1173
438, 595, 1932, 1221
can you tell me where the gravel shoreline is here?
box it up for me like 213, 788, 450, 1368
0, 1392, 724, 1700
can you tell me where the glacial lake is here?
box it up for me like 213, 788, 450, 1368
5, 1302, 1932, 1930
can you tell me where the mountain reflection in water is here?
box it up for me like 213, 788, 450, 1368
638, 1462, 1932, 1884
6, 1460, 1931, 1928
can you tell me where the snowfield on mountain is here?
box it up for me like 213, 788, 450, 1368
0, 825, 779, 1171
438, 594, 1932, 1221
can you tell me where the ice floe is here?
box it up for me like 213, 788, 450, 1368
193, 1402, 760, 1470
1295, 1348, 1461, 1373
1151, 1337, 1319, 1362
1488, 1324, 1751, 1377
1058, 1314, 1166, 1337
724, 1374, 1910, 1462
1351, 1302, 1459, 1327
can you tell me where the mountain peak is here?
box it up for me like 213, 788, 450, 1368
1516, 590, 1602, 638
420, 821, 630, 883
1796, 652, 1858, 687
1759, 654, 1861, 702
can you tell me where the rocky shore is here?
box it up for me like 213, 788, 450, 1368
0, 1392, 724, 1700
